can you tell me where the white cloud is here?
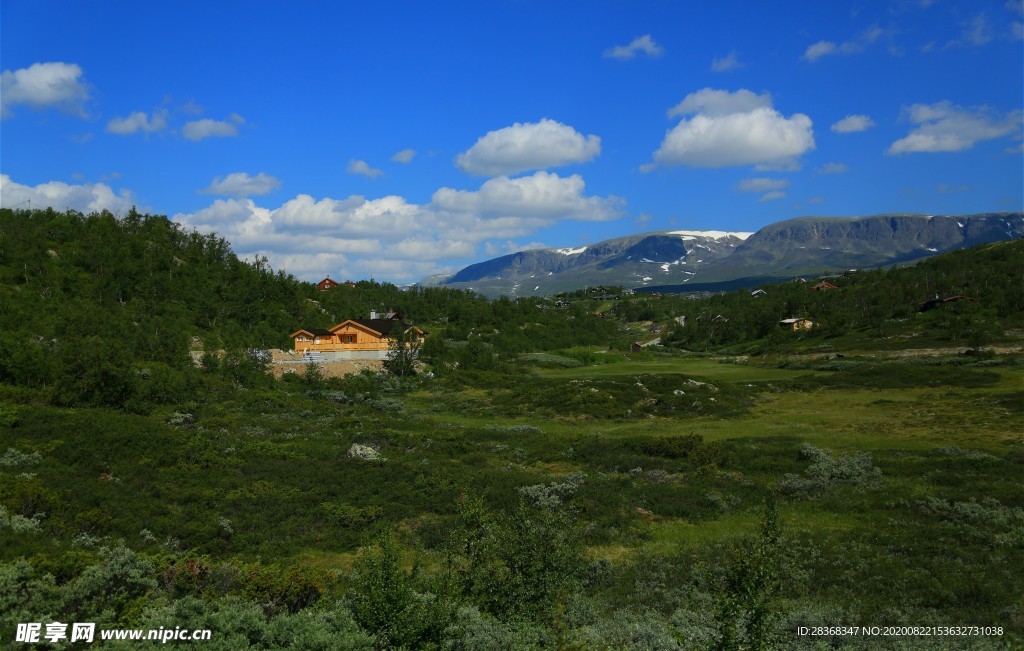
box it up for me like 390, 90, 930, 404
711, 50, 743, 72
803, 26, 884, 61
455, 118, 601, 176
736, 177, 789, 193
817, 162, 849, 174
667, 88, 771, 118
831, 114, 876, 133
736, 177, 789, 202
172, 170, 624, 282
603, 35, 664, 59
887, 101, 1022, 154
201, 172, 281, 197
484, 240, 548, 257
391, 149, 416, 164
432, 171, 623, 223
274, 194, 421, 237
182, 116, 242, 141
107, 110, 168, 135
0, 174, 134, 214
1, 62, 89, 118
653, 88, 815, 169
347, 159, 384, 178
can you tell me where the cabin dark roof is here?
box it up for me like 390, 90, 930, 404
296, 327, 333, 336
350, 319, 414, 335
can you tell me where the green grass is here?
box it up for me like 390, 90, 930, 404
4, 347, 1024, 641
539, 354, 816, 382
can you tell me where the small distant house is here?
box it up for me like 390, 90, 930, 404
779, 318, 814, 331
794, 277, 808, 284
317, 276, 341, 291
918, 294, 977, 313
751, 289, 767, 297
630, 337, 662, 352
811, 281, 838, 292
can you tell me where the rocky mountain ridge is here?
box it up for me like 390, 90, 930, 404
422, 213, 1023, 297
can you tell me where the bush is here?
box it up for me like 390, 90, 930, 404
644, 434, 704, 459
53, 336, 141, 410
347, 534, 455, 648
776, 444, 882, 497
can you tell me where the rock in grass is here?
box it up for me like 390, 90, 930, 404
348, 443, 384, 462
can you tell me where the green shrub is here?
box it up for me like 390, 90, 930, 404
643, 434, 704, 459
776, 444, 882, 497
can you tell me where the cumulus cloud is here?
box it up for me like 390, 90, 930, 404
172, 171, 624, 283
603, 35, 664, 59
1, 62, 90, 118
182, 114, 244, 141
667, 88, 771, 118
200, 172, 281, 197
391, 149, 416, 164
887, 101, 1022, 154
432, 171, 623, 223
652, 88, 814, 169
711, 50, 743, 72
803, 26, 884, 61
831, 114, 876, 133
0, 174, 134, 214
455, 119, 601, 176
107, 110, 168, 135
758, 191, 786, 202
347, 159, 384, 178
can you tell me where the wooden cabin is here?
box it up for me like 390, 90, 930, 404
290, 319, 425, 354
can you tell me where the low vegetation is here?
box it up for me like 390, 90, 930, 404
1, 208, 1022, 648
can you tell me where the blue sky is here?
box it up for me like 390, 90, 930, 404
2, 0, 1022, 283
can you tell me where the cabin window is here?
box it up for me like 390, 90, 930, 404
314, 337, 321, 344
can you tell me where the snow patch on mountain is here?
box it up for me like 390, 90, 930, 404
668, 230, 753, 240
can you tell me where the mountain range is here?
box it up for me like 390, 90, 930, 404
421, 213, 1024, 297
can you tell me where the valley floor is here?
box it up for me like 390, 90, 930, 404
2, 347, 1022, 649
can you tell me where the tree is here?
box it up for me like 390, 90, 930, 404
383, 327, 420, 377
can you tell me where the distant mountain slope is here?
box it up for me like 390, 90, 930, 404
425, 230, 752, 295
425, 213, 1023, 296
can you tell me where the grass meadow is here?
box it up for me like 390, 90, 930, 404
2, 348, 1022, 648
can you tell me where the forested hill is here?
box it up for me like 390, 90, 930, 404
0, 208, 621, 408
1, 208, 317, 358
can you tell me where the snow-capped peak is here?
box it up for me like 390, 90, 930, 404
668, 230, 753, 241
